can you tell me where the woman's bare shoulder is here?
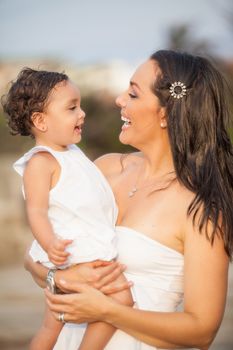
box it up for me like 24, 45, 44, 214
94, 152, 141, 177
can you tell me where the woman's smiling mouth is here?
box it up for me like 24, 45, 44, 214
121, 116, 131, 130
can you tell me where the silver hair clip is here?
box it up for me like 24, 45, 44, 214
169, 81, 187, 99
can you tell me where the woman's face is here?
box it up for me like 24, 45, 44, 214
116, 60, 165, 148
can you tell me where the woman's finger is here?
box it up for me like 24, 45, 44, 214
45, 288, 79, 307
92, 261, 120, 281
92, 260, 114, 268
46, 298, 71, 313
45, 289, 68, 305
52, 311, 87, 324
92, 262, 125, 289
93, 264, 126, 289
100, 280, 133, 295
45, 289, 82, 314
46, 280, 89, 300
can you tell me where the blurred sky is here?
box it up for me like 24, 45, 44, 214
0, 0, 233, 64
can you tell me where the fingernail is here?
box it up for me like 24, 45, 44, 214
60, 279, 66, 285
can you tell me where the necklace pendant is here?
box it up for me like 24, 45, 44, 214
128, 187, 137, 198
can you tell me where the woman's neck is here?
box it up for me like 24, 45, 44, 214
137, 138, 175, 179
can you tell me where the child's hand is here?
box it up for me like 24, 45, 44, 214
47, 238, 73, 266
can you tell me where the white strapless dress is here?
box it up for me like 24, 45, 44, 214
54, 226, 184, 350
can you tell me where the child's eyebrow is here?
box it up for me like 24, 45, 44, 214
67, 98, 79, 104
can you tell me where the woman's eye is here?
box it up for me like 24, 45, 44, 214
128, 93, 137, 98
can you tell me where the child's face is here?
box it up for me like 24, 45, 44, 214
40, 80, 85, 150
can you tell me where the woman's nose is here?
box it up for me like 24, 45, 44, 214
115, 93, 126, 108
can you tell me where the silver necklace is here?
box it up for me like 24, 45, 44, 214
128, 167, 176, 198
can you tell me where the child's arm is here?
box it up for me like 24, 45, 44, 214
23, 152, 71, 266
79, 273, 133, 350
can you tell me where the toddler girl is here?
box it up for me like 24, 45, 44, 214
2, 68, 133, 350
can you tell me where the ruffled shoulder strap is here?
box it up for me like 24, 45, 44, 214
13, 145, 57, 177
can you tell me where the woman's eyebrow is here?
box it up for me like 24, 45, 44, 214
130, 81, 141, 91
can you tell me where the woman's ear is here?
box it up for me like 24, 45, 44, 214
31, 112, 47, 132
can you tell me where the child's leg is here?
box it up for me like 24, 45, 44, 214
78, 273, 133, 350
30, 303, 63, 350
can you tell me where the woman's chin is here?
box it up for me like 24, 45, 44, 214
119, 131, 130, 145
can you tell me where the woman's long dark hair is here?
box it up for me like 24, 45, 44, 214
150, 50, 233, 258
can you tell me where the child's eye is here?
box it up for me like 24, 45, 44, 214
128, 93, 137, 98
69, 106, 76, 110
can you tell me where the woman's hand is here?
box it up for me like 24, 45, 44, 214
55, 261, 131, 294
45, 280, 116, 324
25, 245, 131, 295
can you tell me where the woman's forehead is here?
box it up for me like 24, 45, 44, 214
130, 60, 159, 90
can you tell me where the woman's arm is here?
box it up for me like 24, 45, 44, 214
46, 219, 229, 349
110, 223, 228, 349
24, 250, 131, 294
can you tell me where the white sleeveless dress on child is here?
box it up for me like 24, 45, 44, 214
54, 226, 184, 350
13, 144, 118, 267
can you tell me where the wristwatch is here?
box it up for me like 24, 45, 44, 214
46, 268, 57, 294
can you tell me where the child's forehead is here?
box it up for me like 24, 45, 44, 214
48, 80, 80, 102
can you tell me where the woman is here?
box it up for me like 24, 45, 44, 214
26, 50, 233, 349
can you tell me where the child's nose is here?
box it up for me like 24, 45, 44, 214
79, 109, 86, 119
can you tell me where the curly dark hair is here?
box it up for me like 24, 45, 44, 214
1, 68, 68, 137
